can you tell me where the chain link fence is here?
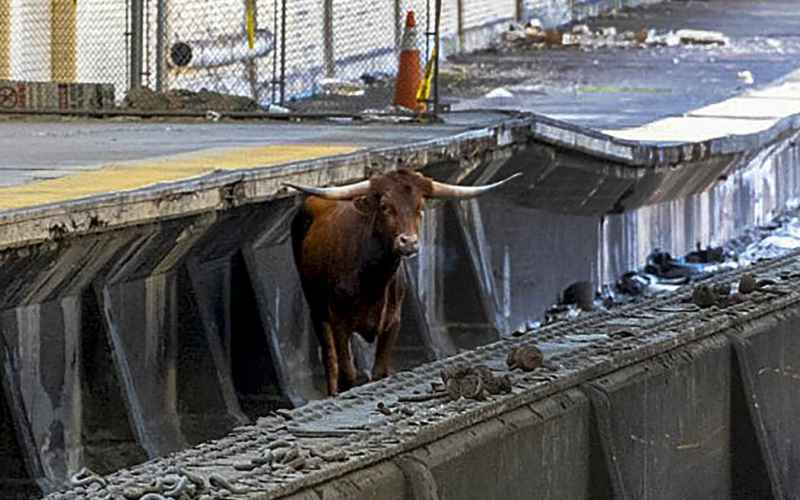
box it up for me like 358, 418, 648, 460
152, 0, 438, 114
0, 0, 520, 115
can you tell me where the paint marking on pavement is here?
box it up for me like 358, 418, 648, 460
603, 69, 800, 143
604, 116, 774, 143
0, 144, 358, 210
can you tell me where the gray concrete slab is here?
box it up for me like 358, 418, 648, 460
450, 0, 800, 130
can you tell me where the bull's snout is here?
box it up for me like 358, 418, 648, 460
395, 233, 419, 257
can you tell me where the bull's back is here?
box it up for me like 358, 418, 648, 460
291, 196, 357, 291
291, 197, 337, 263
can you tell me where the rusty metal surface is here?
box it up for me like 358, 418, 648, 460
43, 249, 800, 500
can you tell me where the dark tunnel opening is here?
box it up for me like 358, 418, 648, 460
80, 288, 147, 475
229, 251, 289, 419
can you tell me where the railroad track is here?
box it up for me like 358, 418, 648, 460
47, 250, 800, 500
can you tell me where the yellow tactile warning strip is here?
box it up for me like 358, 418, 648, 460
0, 144, 358, 210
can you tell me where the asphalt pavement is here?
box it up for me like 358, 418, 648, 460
449, 0, 800, 130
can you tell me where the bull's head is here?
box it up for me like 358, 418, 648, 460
285, 169, 521, 258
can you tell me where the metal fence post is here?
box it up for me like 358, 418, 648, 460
323, 0, 334, 78
394, 0, 402, 52
456, 0, 464, 52
433, 0, 441, 117
279, 0, 286, 104
129, 0, 144, 89
246, 0, 260, 100
155, 0, 166, 92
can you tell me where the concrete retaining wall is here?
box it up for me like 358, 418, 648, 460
279, 308, 799, 500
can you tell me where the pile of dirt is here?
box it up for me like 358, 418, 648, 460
123, 87, 260, 112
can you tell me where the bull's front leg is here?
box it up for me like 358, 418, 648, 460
372, 319, 400, 380
334, 330, 358, 392
317, 321, 339, 396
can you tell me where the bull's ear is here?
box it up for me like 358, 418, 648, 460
353, 195, 376, 214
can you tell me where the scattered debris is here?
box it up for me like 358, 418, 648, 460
738, 273, 757, 294
534, 210, 800, 332
70, 467, 107, 488
692, 284, 717, 309
400, 406, 415, 417
362, 104, 418, 123
309, 447, 348, 463
560, 281, 594, 311
738, 70, 754, 85
397, 391, 448, 403
209, 474, 250, 495
267, 103, 291, 114
319, 78, 366, 97
485, 87, 514, 99
440, 363, 512, 401
376, 401, 393, 416
685, 243, 726, 264
675, 29, 730, 45
506, 345, 544, 372
123, 87, 259, 112
497, 21, 729, 52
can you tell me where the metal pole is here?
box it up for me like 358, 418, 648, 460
272, 0, 278, 103
425, 0, 430, 63
323, 0, 334, 78
130, 0, 144, 88
456, 0, 464, 51
433, 0, 441, 117
155, 0, 166, 91
394, 0, 402, 52
279, 0, 286, 104
246, 0, 260, 101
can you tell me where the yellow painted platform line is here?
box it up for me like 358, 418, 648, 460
0, 144, 358, 210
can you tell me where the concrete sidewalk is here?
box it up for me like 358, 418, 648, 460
0, 109, 523, 213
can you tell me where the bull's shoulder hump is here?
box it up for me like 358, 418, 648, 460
304, 196, 342, 218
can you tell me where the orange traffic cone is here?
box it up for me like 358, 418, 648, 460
393, 11, 424, 112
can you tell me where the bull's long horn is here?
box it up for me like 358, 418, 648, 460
428, 172, 522, 199
283, 179, 371, 200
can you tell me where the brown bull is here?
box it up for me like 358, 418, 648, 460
287, 169, 520, 396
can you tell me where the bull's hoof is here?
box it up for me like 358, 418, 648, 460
372, 367, 395, 381
354, 371, 371, 386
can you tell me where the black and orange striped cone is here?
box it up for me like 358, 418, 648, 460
393, 11, 425, 112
